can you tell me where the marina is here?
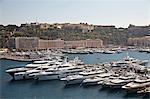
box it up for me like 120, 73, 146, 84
1, 0, 150, 99
1, 50, 150, 99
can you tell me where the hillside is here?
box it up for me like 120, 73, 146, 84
0, 23, 149, 48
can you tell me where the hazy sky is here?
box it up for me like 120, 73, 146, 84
0, 0, 150, 27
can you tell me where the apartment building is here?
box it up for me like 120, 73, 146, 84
8, 37, 103, 50
128, 36, 150, 47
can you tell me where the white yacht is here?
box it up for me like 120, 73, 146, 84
59, 66, 83, 78
13, 66, 50, 80
122, 78, 150, 92
60, 75, 84, 85
110, 56, 148, 68
82, 76, 104, 86
97, 73, 113, 85
98, 72, 136, 88
6, 67, 29, 80
14, 71, 32, 80
119, 75, 136, 80
99, 74, 119, 88
81, 69, 107, 86
104, 78, 134, 88
31, 66, 83, 81
79, 69, 105, 77
6, 58, 63, 80
30, 60, 84, 81
98, 72, 112, 78
60, 69, 105, 85
30, 70, 60, 80
123, 55, 148, 66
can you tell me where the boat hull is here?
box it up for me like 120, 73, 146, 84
64, 79, 84, 85
14, 74, 33, 80
35, 74, 60, 80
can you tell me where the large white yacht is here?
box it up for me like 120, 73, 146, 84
29, 70, 60, 80
6, 67, 29, 80
30, 59, 84, 81
6, 60, 50, 78
31, 66, 83, 81
13, 66, 50, 80
5, 58, 63, 80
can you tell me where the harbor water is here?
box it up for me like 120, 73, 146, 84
0, 51, 150, 99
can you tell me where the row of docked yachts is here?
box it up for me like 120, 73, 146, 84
6, 56, 84, 80
6, 55, 150, 94
61, 48, 123, 54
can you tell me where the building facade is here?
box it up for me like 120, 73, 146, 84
8, 37, 39, 50
128, 36, 150, 47
8, 37, 103, 50
65, 39, 103, 49
38, 39, 64, 49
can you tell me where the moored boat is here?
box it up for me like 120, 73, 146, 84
122, 78, 150, 92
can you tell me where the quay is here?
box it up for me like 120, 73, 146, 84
0, 54, 34, 62
0, 47, 127, 62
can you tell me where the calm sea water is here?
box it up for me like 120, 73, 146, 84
0, 51, 150, 99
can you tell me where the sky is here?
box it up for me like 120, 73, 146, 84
0, 0, 150, 27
